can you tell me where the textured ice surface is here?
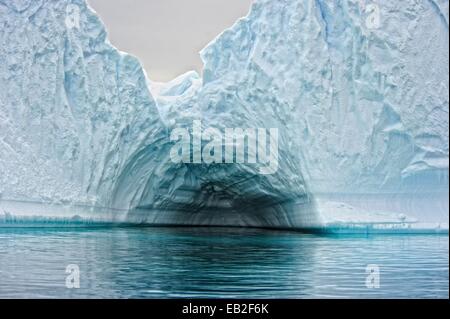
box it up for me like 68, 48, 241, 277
0, 0, 448, 229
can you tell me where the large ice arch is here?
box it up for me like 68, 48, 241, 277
0, 0, 448, 230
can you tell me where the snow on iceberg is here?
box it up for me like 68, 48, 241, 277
0, 0, 448, 231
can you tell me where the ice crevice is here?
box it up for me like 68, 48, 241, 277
427, 0, 449, 28
0, 0, 448, 232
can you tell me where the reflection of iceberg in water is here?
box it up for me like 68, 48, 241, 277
0, 0, 448, 232
0, 227, 447, 297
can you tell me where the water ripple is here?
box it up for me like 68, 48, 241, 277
0, 227, 448, 298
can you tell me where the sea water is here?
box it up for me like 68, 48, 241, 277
0, 227, 447, 298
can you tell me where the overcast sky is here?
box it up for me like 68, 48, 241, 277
88, 0, 253, 82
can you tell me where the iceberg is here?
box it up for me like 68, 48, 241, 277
0, 0, 448, 231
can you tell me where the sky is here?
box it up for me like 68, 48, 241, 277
88, 0, 253, 82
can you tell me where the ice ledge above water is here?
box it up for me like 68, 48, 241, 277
0, 198, 448, 235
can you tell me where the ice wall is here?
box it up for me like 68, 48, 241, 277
155, 0, 449, 224
0, 0, 448, 228
0, 0, 167, 208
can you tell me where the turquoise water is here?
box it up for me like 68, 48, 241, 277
0, 227, 448, 298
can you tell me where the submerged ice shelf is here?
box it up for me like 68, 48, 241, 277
0, 0, 448, 231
